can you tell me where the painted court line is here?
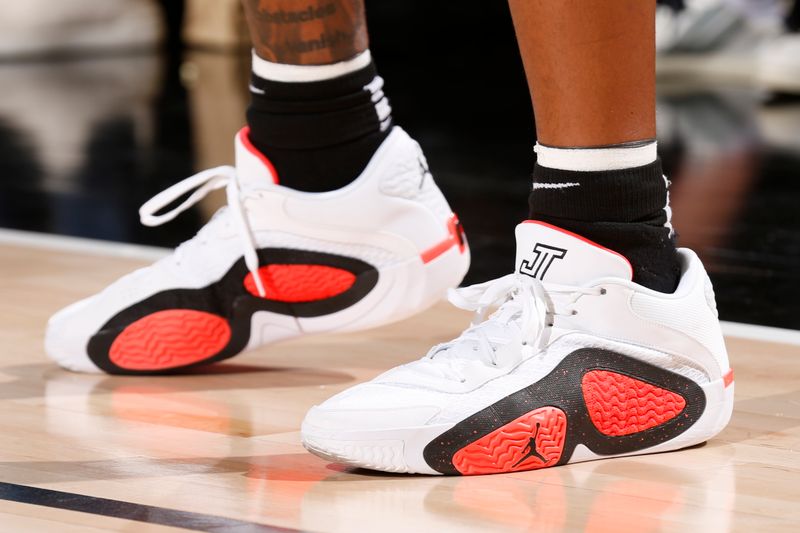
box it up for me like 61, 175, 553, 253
0, 482, 301, 533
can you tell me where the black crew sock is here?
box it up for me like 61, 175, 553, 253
246, 60, 392, 192
528, 159, 681, 293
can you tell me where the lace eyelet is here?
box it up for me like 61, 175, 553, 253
460, 378, 467, 383
521, 341, 527, 346
600, 288, 607, 295
571, 310, 578, 316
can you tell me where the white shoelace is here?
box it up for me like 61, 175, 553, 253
138, 166, 267, 296
424, 273, 603, 382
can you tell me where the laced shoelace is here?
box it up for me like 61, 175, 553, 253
423, 273, 603, 382
138, 166, 267, 296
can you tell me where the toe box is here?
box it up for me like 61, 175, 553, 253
45, 297, 104, 373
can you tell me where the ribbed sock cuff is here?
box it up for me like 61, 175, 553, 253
251, 49, 372, 83
534, 141, 657, 172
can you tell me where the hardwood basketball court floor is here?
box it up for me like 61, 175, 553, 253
1, 231, 798, 532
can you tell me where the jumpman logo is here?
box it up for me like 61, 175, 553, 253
512, 422, 547, 467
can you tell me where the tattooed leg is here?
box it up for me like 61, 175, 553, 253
241, 0, 369, 65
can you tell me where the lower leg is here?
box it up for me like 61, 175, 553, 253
240, 1, 392, 191
509, 0, 655, 147
241, 0, 367, 65
508, 0, 679, 292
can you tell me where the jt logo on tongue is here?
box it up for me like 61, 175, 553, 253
519, 243, 568, 280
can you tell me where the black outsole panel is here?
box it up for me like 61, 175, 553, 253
423, 349, 706, 475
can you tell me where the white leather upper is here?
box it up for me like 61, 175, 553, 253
307, 221, 730, 431
46, 126, 462, 371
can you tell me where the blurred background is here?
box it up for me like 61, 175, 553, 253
0, 0, 798, 328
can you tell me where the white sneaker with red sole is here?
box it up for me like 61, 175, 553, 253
45, 126, 469, 374
301, 221, 734, 475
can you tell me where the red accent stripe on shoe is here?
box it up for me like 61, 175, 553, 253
421, 214, 466, 264
109, 310, 231, 371
582, 370, 687, 437
244, 264, 356, 302
723, 368, 734, 388
238, 126, 280, 184
452, 406, 567, 475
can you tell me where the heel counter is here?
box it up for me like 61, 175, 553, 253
703, 273, 731, 372
630, 251, 729, 379
377, 130, 453, 222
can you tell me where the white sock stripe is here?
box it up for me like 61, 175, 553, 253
363, 74, 392, 127
369, 89, 385, 103
251, 49, 372, 83
374, 98, 392, 122
662, 173, 675, 237
532, 182, 580, 190
248, 83, 265, 95
534, 141, 658, 172
363, 75, 384, 95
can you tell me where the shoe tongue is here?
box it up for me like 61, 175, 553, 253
514, 221, 633, 285
234, 127, 280, 191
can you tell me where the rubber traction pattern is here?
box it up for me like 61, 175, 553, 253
451, 406, 567, 475
109, 310, 231, 370
244, 264, 356, 302
581, 370, 687, 436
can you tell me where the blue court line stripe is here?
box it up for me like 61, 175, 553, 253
0, 482, 303, 532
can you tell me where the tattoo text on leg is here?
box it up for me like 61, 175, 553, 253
242, 0, 368, 65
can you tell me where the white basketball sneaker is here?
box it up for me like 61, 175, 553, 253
45, 126, 470, 374
301, 221, 734, 475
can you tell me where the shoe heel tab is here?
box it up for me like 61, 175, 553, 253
235, 127, 280, 187
679, 249, 721, 319
673, 248, 707, 292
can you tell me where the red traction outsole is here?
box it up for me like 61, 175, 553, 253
581, 370, 687, 436
109, 309, 231, 371
243, 264, 356, 302
452, 406, 567, 475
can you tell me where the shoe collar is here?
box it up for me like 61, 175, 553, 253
235, 126, 281, 191
515, 221, 633, 286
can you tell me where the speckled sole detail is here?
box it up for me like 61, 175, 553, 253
582, 370, 687, 436
451, 406, 567, 475
87, 248, 378, 375
423, 349, 707, 475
